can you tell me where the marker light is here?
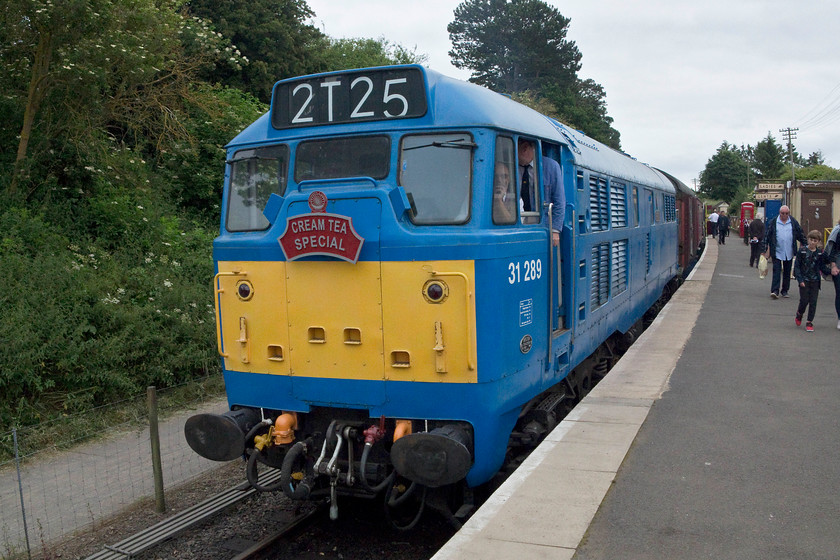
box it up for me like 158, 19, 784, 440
423, 280, 448, 303
237, 281, 254, 301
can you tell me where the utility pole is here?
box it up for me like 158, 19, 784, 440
779, 127, 798, 206
745, 145, 752, 193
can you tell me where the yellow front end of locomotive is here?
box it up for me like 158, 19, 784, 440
215, 260, 477, 383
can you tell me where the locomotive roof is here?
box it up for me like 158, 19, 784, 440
230, 65, 673, 192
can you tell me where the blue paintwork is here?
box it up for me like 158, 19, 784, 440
216, 65, 681, 487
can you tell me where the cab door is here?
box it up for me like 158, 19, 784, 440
539, 143, 566, 335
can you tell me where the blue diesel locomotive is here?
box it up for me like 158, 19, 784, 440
185, 65, 699, 523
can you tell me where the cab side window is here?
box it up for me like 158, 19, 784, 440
492, 137, 516, 225
518, 138, 541, 225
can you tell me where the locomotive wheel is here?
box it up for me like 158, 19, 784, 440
578, 369, 593, 399
423, 482, 474, 530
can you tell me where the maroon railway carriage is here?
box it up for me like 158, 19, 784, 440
657, 169, 705, 274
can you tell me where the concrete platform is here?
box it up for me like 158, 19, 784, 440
434, 237, 840, 560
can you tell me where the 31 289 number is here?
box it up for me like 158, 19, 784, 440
508, 259, 542, 284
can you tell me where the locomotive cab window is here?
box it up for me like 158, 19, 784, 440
399, 133, 474, 225
295, 136, 390, 182
493, 136, 516, 225
227, 145, 289, 232
517, 137, 541, 225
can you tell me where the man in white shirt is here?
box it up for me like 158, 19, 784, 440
708, 210, 719, 238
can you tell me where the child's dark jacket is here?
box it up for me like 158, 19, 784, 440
794, 246, 829, 286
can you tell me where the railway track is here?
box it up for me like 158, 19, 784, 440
226, 502, 328, 560
83, 470, 284, 559
82, 297, 663, 560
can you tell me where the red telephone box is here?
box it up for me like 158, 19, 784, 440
740, 202, 755, 237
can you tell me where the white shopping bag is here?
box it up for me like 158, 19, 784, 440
758, 255, 768, 279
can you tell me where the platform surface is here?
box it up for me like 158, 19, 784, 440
434, 238, 840, 560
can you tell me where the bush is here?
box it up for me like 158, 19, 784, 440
0, 188, 219, 430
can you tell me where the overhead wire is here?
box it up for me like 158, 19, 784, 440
794, 78, 840, 132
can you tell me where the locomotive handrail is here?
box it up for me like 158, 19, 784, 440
427, 269, 476, 371
296, 176, 377, 192
213, 270, 248, 358
547, 202, 554, 366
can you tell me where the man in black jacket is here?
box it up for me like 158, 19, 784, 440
717, 210, 730, 244
763, 205, 807, 298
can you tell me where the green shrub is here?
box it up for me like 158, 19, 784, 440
0, 188, 219, 430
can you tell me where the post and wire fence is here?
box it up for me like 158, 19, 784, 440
0, 374, 227, 559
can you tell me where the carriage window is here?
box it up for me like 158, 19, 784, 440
493, 137, 516, 225
645, 188, 655, 225
226, 145, 289, 232
632, 186, 639, 227
295, 136, 390, 182
656, 193, 663, 223
399, 133, 474, 225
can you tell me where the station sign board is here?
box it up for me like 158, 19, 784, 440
755, 192, 783, 200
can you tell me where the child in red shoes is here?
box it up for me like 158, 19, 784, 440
794, 230, 828, 332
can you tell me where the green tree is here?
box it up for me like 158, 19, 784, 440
543, 79, 620, 148
314, 37, 428, 73
699, 141, 746, 202
736, 143, 755, 191
158, 85, 267, 220
781, 139, 802, 171
780, 164, 840, 182
1, 0, 111, 195
448, 0, 580, 93
447, 0, 619, 148
1, 0, 246, 202
186, 0, 325, 102
727, 184, 756, 225
805, 150, 826, 167
752, 132, 785, 180
0, 0, 266, 426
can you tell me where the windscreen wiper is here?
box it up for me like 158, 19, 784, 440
403, 138, 477, 151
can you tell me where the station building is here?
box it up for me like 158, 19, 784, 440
788, 180, 840, 238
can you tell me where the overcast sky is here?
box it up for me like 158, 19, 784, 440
304, 0, 840, 188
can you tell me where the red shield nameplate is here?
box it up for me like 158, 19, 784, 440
278, 213, 364, 263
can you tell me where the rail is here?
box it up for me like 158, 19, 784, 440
83, 470, 281, 560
